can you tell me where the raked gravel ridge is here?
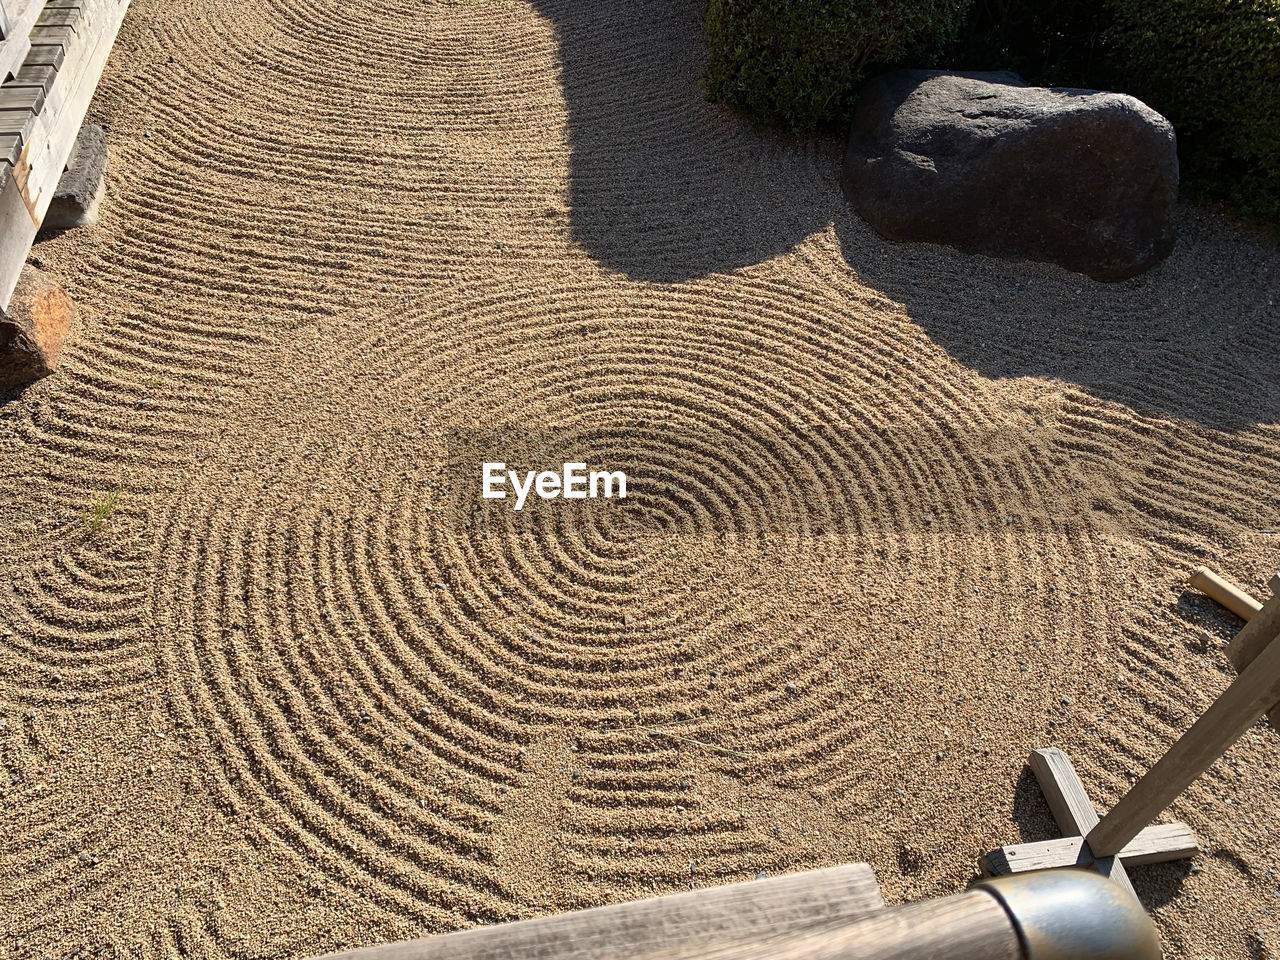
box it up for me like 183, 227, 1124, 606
1, 0, 1279, 958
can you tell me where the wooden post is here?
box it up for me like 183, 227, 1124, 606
1225, 573, 1280, 731
1087, 623, 1280, 855
321, 868, 1016, 960
319, 865, 883, 960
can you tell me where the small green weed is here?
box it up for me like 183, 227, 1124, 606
85, 489, 120, 533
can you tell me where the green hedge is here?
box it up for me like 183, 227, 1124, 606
707, 0, 1280, 224
953, 0, 1280, 224
950, 0, 1112, 86
1107, 0, 1280, 224
704, 0, 973, 132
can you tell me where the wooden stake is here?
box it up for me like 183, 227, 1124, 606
989, 569, 1279, 887
1087, 624, 1280, 856
1190, 565, 1262, 622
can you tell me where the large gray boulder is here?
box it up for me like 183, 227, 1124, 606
842, 70, 1178, 281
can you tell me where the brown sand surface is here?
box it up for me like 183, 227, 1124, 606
2, 0, 1279, 957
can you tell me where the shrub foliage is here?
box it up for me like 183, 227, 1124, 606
703, 0, 973, 132
950, 0, 1112, 85
706, 0, 1280, 223
1107, 0, 1280, 223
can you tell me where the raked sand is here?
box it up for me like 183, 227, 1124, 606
1, 0, 1279, 957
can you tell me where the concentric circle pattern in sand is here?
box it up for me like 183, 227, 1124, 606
1, 0, 1279, 957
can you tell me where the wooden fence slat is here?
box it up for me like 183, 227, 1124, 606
26, 44, 66, 68
35, 7, 80, 26
28, 24, 74, 48
0, 0, 44, 86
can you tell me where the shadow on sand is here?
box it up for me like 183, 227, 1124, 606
528, 0, 836, 283
534, 0, 1280, 430
836, 210, 1280, 432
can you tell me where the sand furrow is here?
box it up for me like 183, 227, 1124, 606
1, 0, 1277, 956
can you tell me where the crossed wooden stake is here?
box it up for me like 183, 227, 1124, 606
983, 567, 1280, 901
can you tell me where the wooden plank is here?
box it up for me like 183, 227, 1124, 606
15, 62, 56, 91
1088, 626, 1280, 855
985, 835, 1094, 875
0, 106, 36, 139
1226, 573, 1280, 669
0, 0, 43, 84
1028, 748, 1099, 836
0, 133, 18, 164
0, 84, 45, 112
1021, 746, 1139, 898
26, 44, 65, 68
0, 185, 35, 291
0, 0, 131, 308
319, 865, 892, 960
1226, 573, 1280, 731
985, 822, 1198, 875
35, 7, 79, 26
1190, 565, 1262, 622
316, 876, 1024, 960
21, 0, 123, 210
29, 24, 73, 49
1116, 821, 1201, 866
732, 893, 1020, 960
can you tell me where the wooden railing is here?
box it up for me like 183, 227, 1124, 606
0, 0, 130, 309
306, 867, 1158, 960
